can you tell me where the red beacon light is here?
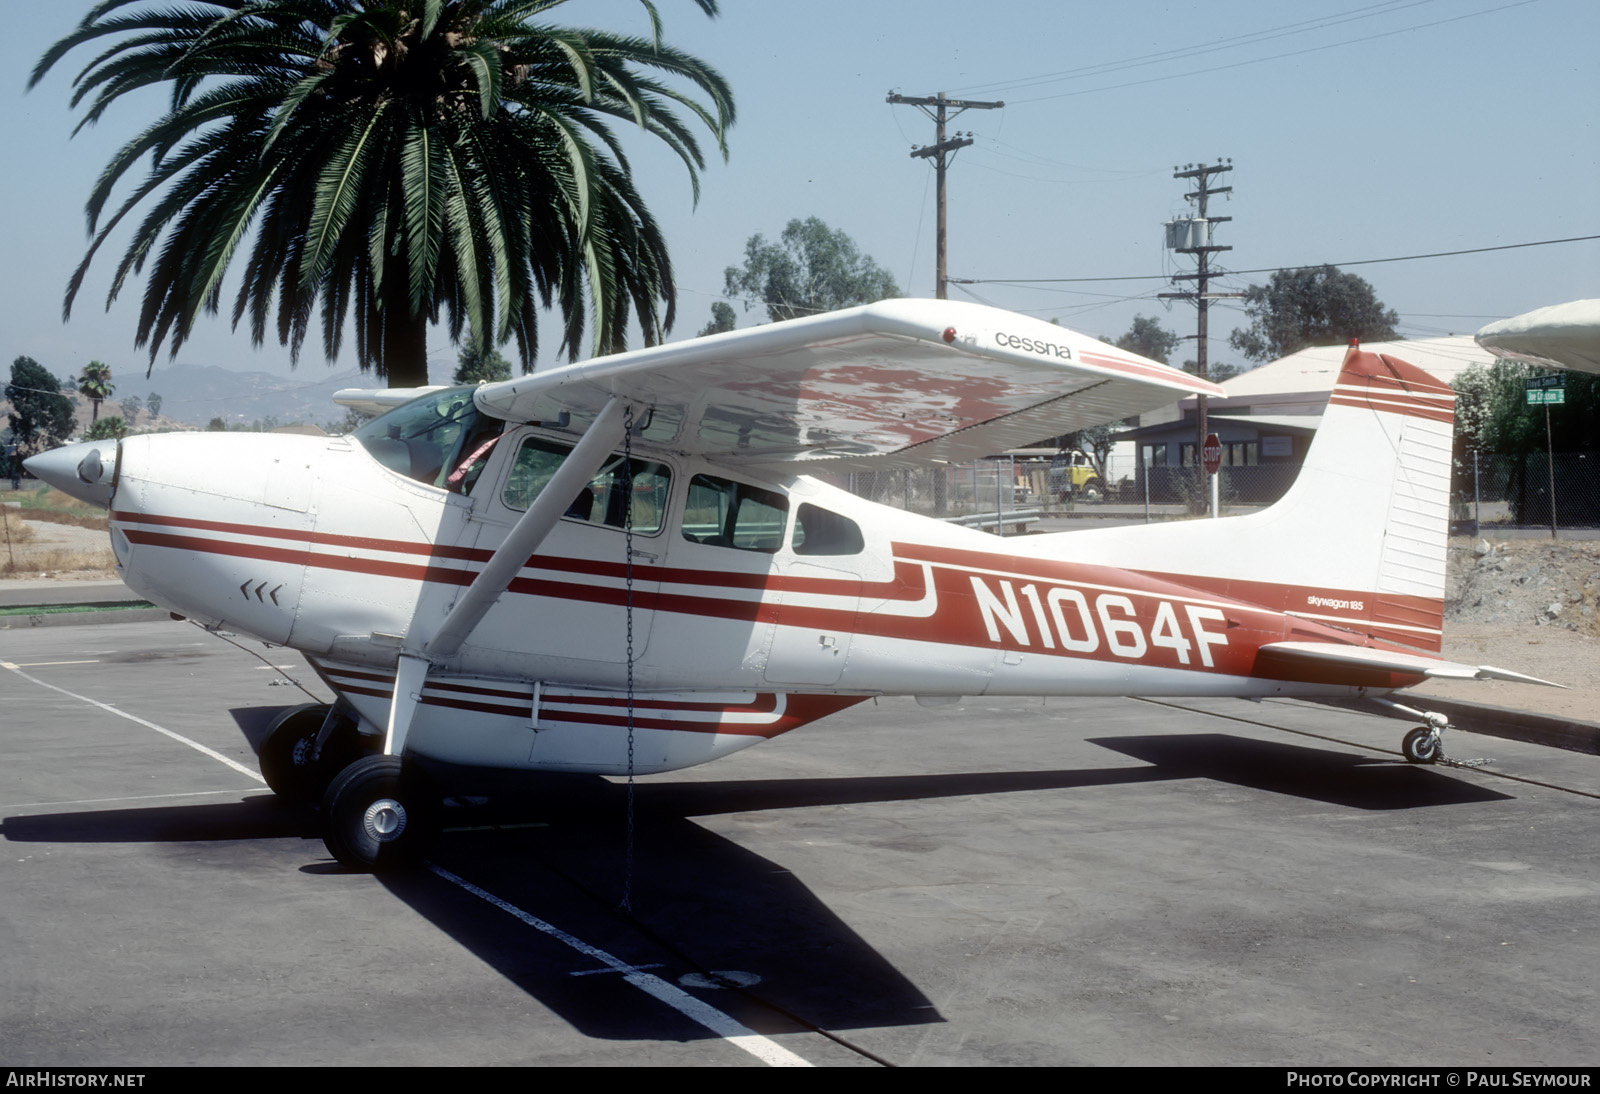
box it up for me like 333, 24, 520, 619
942, 327, 957, 344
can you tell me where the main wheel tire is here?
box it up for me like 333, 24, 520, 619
259, 704, 333, 802
321, 755, 427, 872
1402, 726, 1441, 765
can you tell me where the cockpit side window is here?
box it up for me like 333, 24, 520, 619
682, 475, 789, 552
501, 435, 671, 534
792, 503, 864, 556
351, 388, 502, 494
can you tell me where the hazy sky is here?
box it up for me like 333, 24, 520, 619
4, 0, 1596, 391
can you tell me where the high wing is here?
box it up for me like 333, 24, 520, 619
333, 386, 448, 416
1475, 298, 1600, 375
470, 299, 1223, 469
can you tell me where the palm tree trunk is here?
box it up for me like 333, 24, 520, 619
382, 302, 431, 388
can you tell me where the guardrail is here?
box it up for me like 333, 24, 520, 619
943, 509, 1042, 535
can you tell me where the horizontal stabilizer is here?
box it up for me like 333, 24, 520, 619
1260, 642, 1565, 688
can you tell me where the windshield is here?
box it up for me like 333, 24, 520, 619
351, 388, 502, 493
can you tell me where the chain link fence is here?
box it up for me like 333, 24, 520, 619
817, 458, 1305, 528
822, 452, 1600, 535
1453, 452, 1600, 533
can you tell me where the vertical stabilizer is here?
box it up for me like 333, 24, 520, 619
1024, 345, 1457, 651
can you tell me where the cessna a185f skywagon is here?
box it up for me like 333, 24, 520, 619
28, 299, 1558, 869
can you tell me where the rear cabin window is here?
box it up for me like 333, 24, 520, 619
501, 436, 671, 535
791, 503, 864, 556
682, 475, 789, 553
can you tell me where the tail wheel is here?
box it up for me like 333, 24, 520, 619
321, 755, 428, 872
1402, 726, 1441, 765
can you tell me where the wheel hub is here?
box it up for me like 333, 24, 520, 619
363, 798, 408, 842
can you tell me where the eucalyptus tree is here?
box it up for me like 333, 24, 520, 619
34, 1, 735, 386
6, 358, 74, 457
1229, 266, 1399, 363
725, 218, 899, 324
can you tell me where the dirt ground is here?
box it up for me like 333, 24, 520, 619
1416, 535, 1600, 722
1446, 534, 1600, 635
0, 510, 115, 578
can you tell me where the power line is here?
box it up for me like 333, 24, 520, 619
1004, 0, 1541, 104
950, 233, 1600, 286
950, 0, 1437, 97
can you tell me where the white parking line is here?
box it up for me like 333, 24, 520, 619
7, 788, 273, 811
3, 657, 813, 1065
428, 864, 814, 1067
1, 661, 266, 783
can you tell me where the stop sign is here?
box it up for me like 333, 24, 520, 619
1201, 433, 1223, 476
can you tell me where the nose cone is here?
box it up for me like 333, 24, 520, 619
24, 440, 119, 508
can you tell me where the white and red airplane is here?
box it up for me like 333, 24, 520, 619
27, 299, 1557, 870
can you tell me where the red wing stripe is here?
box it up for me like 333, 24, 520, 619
1078, 350, 1216, 390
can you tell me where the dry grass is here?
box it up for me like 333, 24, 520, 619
17, 487, 110, 530
2, 507, 38, 545
1, 546, 118, 578
1, 507, 116, 577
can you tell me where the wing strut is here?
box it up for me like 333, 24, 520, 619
381, 396, 630, 757
425, 395, 629, 661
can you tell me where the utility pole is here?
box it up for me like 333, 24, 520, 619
1159, 160, 1243, 508
887, 92, 1003, 299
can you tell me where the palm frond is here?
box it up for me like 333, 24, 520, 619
37, 0, 734, 383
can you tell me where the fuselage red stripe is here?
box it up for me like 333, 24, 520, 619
119, 514, 1428, 675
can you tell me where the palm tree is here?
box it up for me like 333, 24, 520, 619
33, 1, 735, 387
78, 360, 115, 423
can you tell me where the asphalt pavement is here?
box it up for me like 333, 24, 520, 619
2, 617, 1597, 1067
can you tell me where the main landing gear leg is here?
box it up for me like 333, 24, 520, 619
319, 655, 433, 872
317, 401, 636, 873
1372, 701, 1493, 769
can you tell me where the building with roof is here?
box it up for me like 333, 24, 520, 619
1120, 335, 1495, 503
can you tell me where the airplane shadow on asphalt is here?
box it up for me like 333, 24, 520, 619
1087, 733, 1512, 809
2, 721, 1510, 1043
